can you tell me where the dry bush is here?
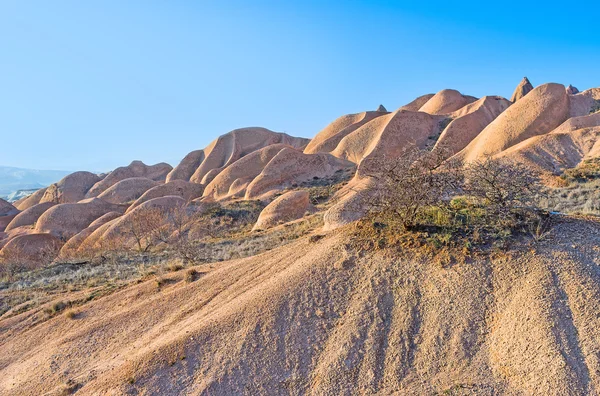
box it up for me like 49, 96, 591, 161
463, 157, 545, 233
184, 268, 197, 283
561, 158, 600, 182
0, 243, 59, 281
360, 146, 463, 231
357, 150, 548, 250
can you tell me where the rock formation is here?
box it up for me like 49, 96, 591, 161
13, 188, 47, 211
86, 161, 172, 198
5, 202, 55, 232
418, 89, 477, 115
331, 109, 438, 166
252, 190, 314, 231
167, 128, 310, 184
304, 112, 385, 155
39, 171, 101, 204
0, 233, 62, 264
455, 83, 570, 163
127, 180, 204, 212
376, 104, 387, 112
566, 84, 580, 95
398, 93, 435, 111
510, 77, 534, 102
35, 198, 125, 239
97, 177, 159, 205
433, 96, 511, 157
202, 144, 290, 201
59, 211, 122, 258
0, 199, 19, 217
245, 148, 353, 199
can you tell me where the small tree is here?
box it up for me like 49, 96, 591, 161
124, 207, 169, 253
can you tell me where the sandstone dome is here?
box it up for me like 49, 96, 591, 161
510, 76, 534, 102
331, 109, 438, 166
303, 112, 386, 155
433, 96, 511, 157
4, 202, 55, 232
398, 93, 435, 111
418, 89, 477, 115
35, 198, 125, 239
39, 171, 101, 204
85, 196, 187, 251
59, 211, 122, 258
0, 199, 19, 217
252, 190, 315, 231
0, 233, 62, 264
127, 180, 204, 212
167, 128, 310, 185
569, 88, 600, 117
244, 148, 354, 200
454, 83, 570, 163
13, 188, 47, 211
496, 126, 600, 175
202, 144, 291, 201
86, 161, 172, 198
97, 177, 159, 205
550, 112, 600, 135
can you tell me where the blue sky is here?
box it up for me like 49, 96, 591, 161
1, 1, 599, 171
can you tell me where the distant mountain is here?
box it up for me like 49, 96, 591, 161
0, 166, 70, 199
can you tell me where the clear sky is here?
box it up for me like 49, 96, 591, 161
1, 0, 599, 172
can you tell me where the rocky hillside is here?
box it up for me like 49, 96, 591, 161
1, 216, 600, 394
1, 78, 600, 395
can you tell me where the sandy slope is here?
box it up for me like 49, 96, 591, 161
2, 217, 600, 395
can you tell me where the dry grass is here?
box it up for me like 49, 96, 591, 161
0, 212, 324, 319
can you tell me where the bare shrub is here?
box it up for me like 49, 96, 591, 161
357, 150, 548, 250
124, 207, 169, 253
463, 157, 545, 233
360, 146, 463, 231
184, 268, 197, 283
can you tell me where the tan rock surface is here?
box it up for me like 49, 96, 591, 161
168, 128, 310, 185
0, 215, 17, 233
551, 113, 600, 135
86, 161, 172, 198
433, 96, 511, 156
13, 188, 46, 211
245, 148, 353, 199
0, 199, 18, 217
496, 126, 600, 175
398, 93, 435, 111
303, 112, 386, 155
59, 211, 122, 258
86, 196, 186, 251
455, 83, 570, 163
0, 233, 62, 263
510, 76, 534, 102
40, 171, 101, 204
2, 218, 600, 394
569, 88, 600, 117
97, 177, 159, 205
35, 198, 125, 239
331, 109, 438, 166
202, 144, 291, 201
5, 202, 55, 232
418, 89, 477, 115
252, 190, 314, 231
127, 180, 204, 212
